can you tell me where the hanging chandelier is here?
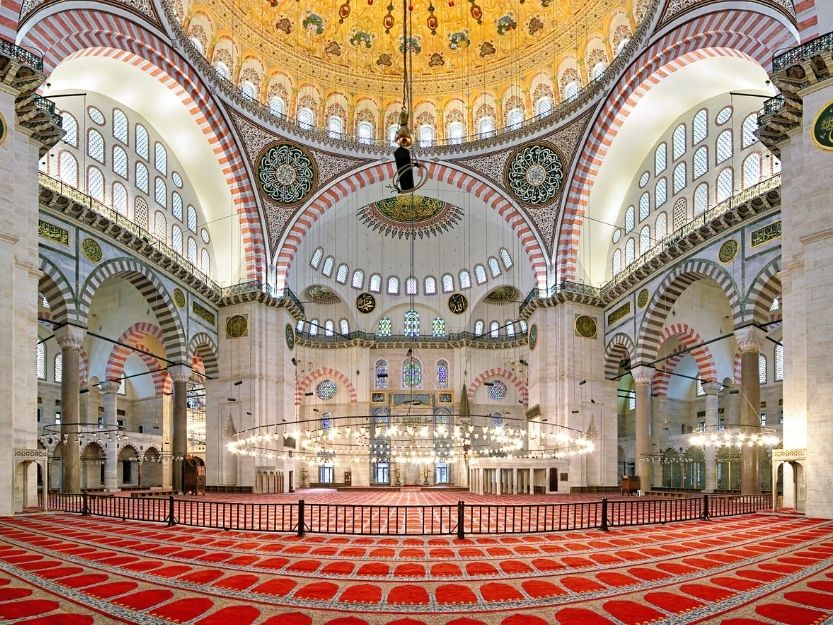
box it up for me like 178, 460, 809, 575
688, 425, 780, 449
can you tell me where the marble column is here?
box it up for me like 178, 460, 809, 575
702, 382, 722, 492
632, 366, 653, 492
100, 381, 120, 492
55, 326, 85, 494
170, 365, 191, 494
735, 327, 766, 495
512, 468, 518, 494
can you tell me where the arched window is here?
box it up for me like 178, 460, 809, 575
403, 309, 420, 337
61, 112, 78, 147
759, 353, 767, 384
693, 145, 709, 179
135, 162, 149, 193
172, 225, 183, 254
339, 319, 349, 335
591, 61, 607, 80
519, 320, 528, 333
154, 177, 166, 207
694, 183, 709, 215
535, 97, 553, 116
310, 247, 323, 269
296, 319, 305, 332
324, 320, 334, 337
625, 205, 635, 232
297, 107, 314, 129
357, 120, 374, 144
405, 276, 418, 295
639, 226, 650, 256
490, 321, 500, 337
113, 182, 128, 216
442, 273, 454, 292
673, 124, 687, 160
693, 109, 708, 145
447, 121, 464, 144
716, 130, 733, 165
201, 249, 210, 274
459, 270, 471, 289
742, 113, 758, 149
563, 80, 580, 100
477, 116, 494, 137
54, 353, 62, 383
172, 192, 183, 220
213, 61, 230, 80
474, 264, 487, 285
189, 36, 204, 53
716, 168, 734, 202
491, 412, 504, 427
506, 320, 515, 337
488, 257, 501, 277
58, 151, 78, 186
655, 178, 667, 207
424, 276, 437, 294
655, 212, 667, 240
351, 269, 365, 289
135, 124, 149, 160
112, 109, 128, 144
87, 128, 104, 164
775, 344, 784, 381
388, 124, 397, 146
387, 276, 399, 294
716, 106, 733, 125
335, 263, 348, 284
309, 319, 319, 336
321, 411, 333, 430
639, 195, 650, 222
473, 320, 484, 336
418, 124, 434, 147
499, 248, 513, 268
112, 145, 128, 179
240, 80, 256, 100
742, 153, 761, 188
432, 317, 446, 337
489, 381, 507, 400
436, 359, 449, 388
625, 238, 635, 266
506, 108, 523, 129
402, 357, 422, 388
153, 210, 166, 240
154, 142, 167, 175
134, 197, 149, 229
87, 167, 104, 201
321, 256, 334, 277
673, 198, 687, 230
612, 249, 622, 275
655, 143, 667, 175
369, 273, 382, 292
375, 359, 389, 389
269, 96, 285, 117
616, 37, 630, 53
187, 237, 197, 264
327, 115, 343, 138
36, 343, 45, 380
673, 162, 687, 194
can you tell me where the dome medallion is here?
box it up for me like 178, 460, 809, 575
256, 142, 317, 205
357, 194, 464, 239
505, 143, 565, 207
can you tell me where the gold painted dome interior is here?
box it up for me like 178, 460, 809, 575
179, 0, 645, 143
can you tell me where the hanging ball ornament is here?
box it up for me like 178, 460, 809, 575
395, 109, 414, 148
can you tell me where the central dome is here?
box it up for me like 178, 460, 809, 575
180, 0, 643, 142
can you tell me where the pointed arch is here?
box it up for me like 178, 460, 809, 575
652, 323, 718, 396
604, 333, 635, 380
467, 368, 528, 403
295, 367, 358, 405
744, 255, 781, 325
187, 332, 219, 379
636, 259, 742, 363
78, 257, 187, 365
104, 322, 170, 395
38, 255, 78, 325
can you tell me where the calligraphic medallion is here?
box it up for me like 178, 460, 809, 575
718, 239, 739, 263
0, 113, 6, 146
356, 292, 376, 314
256, 142, 316, 204
80, 238, 102, 263
173, 289, 186, 308
812, 100, 833, 151
448, 293, 468, 314
285, 323, 295, 349
226, 314, 248, 338
529, 324, 538, 351
575, 315, 597, 339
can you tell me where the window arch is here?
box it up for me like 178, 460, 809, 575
327, 115, 343, 138
694, 183, 708, 215
134, 197, 149, 229
357, 120, 374, 144
563, 80, 579, 100
490, 321, 500, 337
154, 177, 166, 207
418, 124, 434, 147
335, 263, 349, 284
474, 264, 487, 285
402, 357, 422, 388
112, 109, 128, 144
54, 352, 62, 383
172, 224, 183, 254
488, 257, 501, 277
310, 247, 323, 269
673, 198, 687, 230
369, 273, 382, 292
297, 107, 314, 129
716, 168, 734, 202
112, 182, 128, 216
339, 319, 349, 335
716, 130, 733, 165
58, 151, 78, 186
612, 249, 622, 275
351, 269, 365, 289
87, 128, 104, 164
640, 193, 651, 221
375, 359, 389, 389
112, 145, 128, 179
172, 192, 183, 220
447, 121, 464, 144
403, 309, 420, 336
673, 124, 687, 160
36, 343, 45, 380
442, 273, 454, 292
187, 237, 197, 264
269, 96, 285, 117
309, 319, 319, 336
153, 210, 166, 240
135, 124, 149, 160
201, 249, 210, 274
742, 113, 758, 149
775, 344, 784, 381
387, 276, 399, 294
473, 320, 484, 336
499, 248, 513, 269
506, 320, 515, 337
506, 107, 523, 129
87, 167, 104, 201
321, 256, 334, 277
742, 153, 761, 188
693, 145, 709, 179
405, 276, 418, 295
655, 212, 667, 240
639, 226, 650, 256
431, 317, 446, 337
154, 142, 167, 175
759, 353, 767, 384
424, 276, 437, 294
654, 143, 667, 175
673, 162, 687, 194
693, 109, 708, 144
535, 97, 553, 116
324, 319, 334, 337
655, 178, 667, 207
135, 161, 149, 193
436, 359, 449, 388
625, 205, 636, 232
61, 112, 78, 147
459, 270, 471, 289
378, 316, 392, 336
625, 238, 635, 266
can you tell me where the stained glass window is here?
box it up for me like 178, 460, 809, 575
506, 320, 515, 337
335, 264, 348, 284
563, 81, 579, 100
375, 359, 389, 389
316, 379, 337, 400
625, 238, 635, 266
639, 172, 649, 188
402, 357, 422, 388
716, 168, 733, 202
716, 106, 733, 125
87, 167, 104, 201
172, 192, 183, 220
187, 205, 197, 233
297, 107, 314, 129
474, 320, 484, 335
447, 121, 464, 144
324, 320, 334, 336
775, 345, 784, 381
432, 317, 446, 337
405, 277, 417, 294
491, 412, 504, 427
625, 205, 635, 232
612, 249, 622, 275
269, 96, 285, 117
357, 121, 374, 144
340, 319, 349, 335
639, 195, 649, 221
154, 177, 167, 207
743, 153, 761, 189
424, 276, 437, 294
419, 124, 434, 147
441, 274, 454, 292
507, 108, 523, 129
656, 212, 667, 240
154, 211, 166, 240
321, 411, 333, 430
436, 359, 449, 388
499, 248, 513, 269
369, 274, 382, 292
309, 319, 318, 335
172, 225, 183, 254
352, 269, 364, 289
673, 198, 687, 230
716, 130, 733, 165
459, 270, 471, 289
201, 249, 210, 274
59, 151, 78, 186
488, 381, 507, 400
488, 257, 501, 277
378, 317, 392, 336
404, 309, 420, 337
135, 197, 149, 229
477, 116, 494, 136
322, 256, 334, 277
36, 343, 45, 380
328, 115, 343, 138
387, 276, 399, 294
640, 226, 650, 256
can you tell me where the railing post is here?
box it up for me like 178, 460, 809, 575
297, 499, 305, 537
165, 494, 177, 527
457, 501, 465, 540
600, 498, 609, 532
702, 493, 711, 521
81, 492, 90, 516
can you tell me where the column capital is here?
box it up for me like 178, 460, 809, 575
99, 380, 121, 395
631, 365, 654, 386
168, 365, 192, 384
734, 326, 766, 353
702, 381, 722, 396
54, 325, 86, 350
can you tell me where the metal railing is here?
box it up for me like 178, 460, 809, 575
0, 37, 44, 70
295, 328, 527, 346
773, 29, 833, 72
44, 492, 772, 537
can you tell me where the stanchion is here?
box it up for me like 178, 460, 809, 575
457, 501, 465, 539
165, 494, 177, 527
81, 492, 90, 517
701, 493, 711, 521
297, 499, 305, 537
600, 498, 609, 532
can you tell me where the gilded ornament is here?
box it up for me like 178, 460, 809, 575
358, 195, 463, 239
173, 288, 186, 308
192, 301, 216, 326
718, 239, 739, 263
302, 11, 325, 34
751, 221, 781, 247
448, 293, 468, 314
637, 289, 649, 308
226, 314, 249, 338
812, 100, 833, 151
496, 14, 517, 36
575, 315, 597, 338
38, 220, 69, 245
256, 142, 316, 205
505, 143, 565, 206
305, 285, 340, 304
529, 324, 538, 351
484, 286, 517, 304
285, 323, 295, 349
80, 238, 102, 263
275, 18, 292, 34
356, 292, 376, 314
607, 302, 631, 325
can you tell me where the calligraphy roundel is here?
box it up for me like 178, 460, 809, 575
505, 142, 565, 206
257, 142, 317, 204
0, 113, 6, 146
812, 100, 833, 151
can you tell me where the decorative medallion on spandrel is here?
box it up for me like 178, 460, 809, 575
256, 142, 317, 204
812, 101, 833, 151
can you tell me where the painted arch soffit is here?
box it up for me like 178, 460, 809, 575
19, 0, 162, 30
228, 109, 373, 250
455, 108, 594, 254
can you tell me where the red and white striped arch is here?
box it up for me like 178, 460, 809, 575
274, 161, 548, 289
295, 367, 358, 406
18, 9, 266, 279
467, 368, 528, 403
652, 323, 718, 396
555, 9, 798, 282
105, 322, 171, 395
795, 0, 820, 41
